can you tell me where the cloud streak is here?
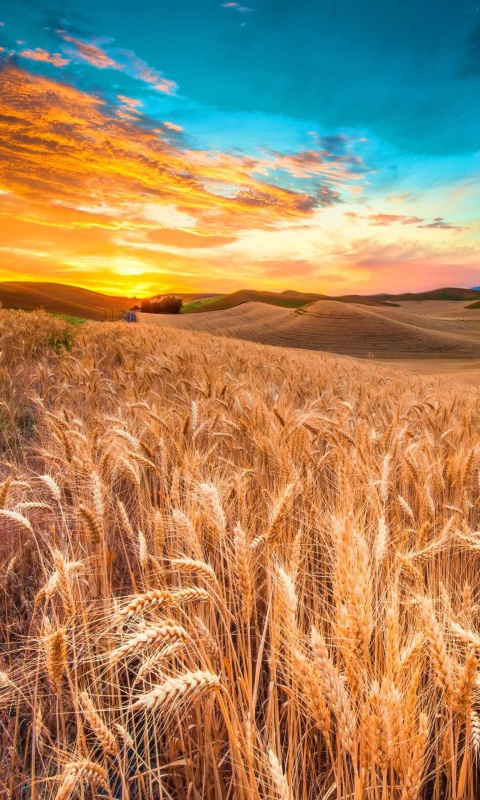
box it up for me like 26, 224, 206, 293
345, 211, 466, 231
418, 217, 467, 232
61, 34, 118, 68
58, 32, 178, 93
221, 3, 252, 12
18, 47, 70, 67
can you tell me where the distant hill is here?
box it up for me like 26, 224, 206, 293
188, 290, 326, 312
378, 287, 480, 302
0, 282, 137, 320
188, 289, 396, 313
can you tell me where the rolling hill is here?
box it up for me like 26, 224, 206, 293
140, 299, 480, 360
186, 289, 325, 312
378, 287, 480, 302
0, 282, 136, 320
186, 289, 397, 313
182, 286, 480, 314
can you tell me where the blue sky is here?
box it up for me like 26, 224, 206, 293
0, 0, 479, 295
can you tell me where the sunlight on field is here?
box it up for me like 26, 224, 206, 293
1, 310, 480, 799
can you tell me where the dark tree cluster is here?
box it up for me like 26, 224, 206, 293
140, 296, 183, 314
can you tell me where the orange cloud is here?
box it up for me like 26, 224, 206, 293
0, 64, 332, 294
164, 121, 183, 132
3, 62, 472, 298
61, 34, 119, 68
18, 48, 70, 68
122, 228, 237, 249
344, 211, 463, 230
59, 34, 177, 94
117, 95, 143, 110
0, 65, 322, 229
259, 145, 368, 188
368, 213, 417, 226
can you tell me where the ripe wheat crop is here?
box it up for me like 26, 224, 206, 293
1, 309, 480, 799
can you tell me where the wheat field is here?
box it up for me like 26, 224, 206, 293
1, 310, 480, 799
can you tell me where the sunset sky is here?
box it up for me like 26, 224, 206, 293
1, 0, 480, 297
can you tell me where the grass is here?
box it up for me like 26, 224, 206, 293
182, 295, 225, 312
1, 309, 480, 799
50, 313, 87, 326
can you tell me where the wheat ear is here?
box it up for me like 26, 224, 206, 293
114, 589, 175, 624
400, 713, 428, 800
110, 623, 190, 662
268, 748, 293, 800
56, 760, 108, 800
234, 522, 253, 619
132, 669, 222, 712
44, 621, 67, 692
79, 691, 118, 755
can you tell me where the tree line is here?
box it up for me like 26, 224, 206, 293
140, 296, 183, 314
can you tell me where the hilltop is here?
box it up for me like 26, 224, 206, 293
183, 287, 480, 314
184, 289, 398, 312
377, 287, 480, 302
0, 282, 219, 320
0, 282, 136, 320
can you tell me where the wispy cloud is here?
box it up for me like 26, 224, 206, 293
366, 213, 421, 226
418, 217, 468, 232
18, 47, 70, 67
61, 33, 118, 68
115, 94, 143, 120
221, 3, 252, 12
164, 121, 183, 132
345, 211, 465, 231
117, 94, 142, 111
256, 144, 369, 197
58, 32, 178, 93
116, 49, 177, 94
